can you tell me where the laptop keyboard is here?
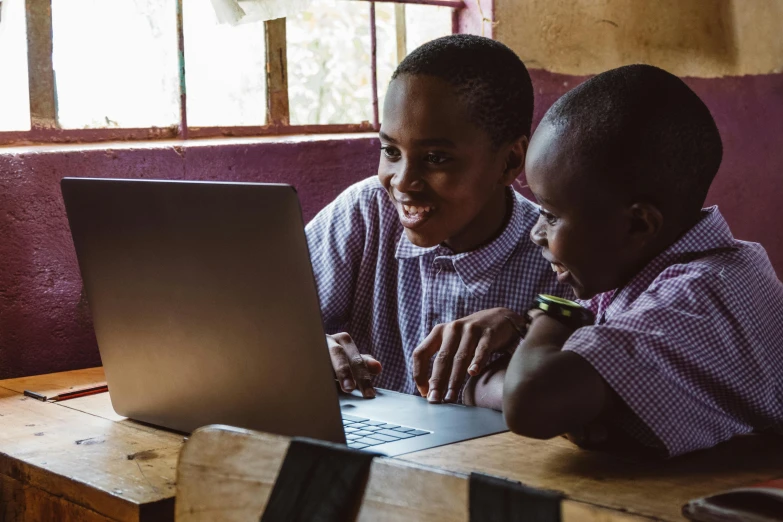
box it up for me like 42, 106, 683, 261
342, 414, 430, 449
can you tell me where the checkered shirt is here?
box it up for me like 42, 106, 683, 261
564, 207, 783, 457
306, 177, 568, 395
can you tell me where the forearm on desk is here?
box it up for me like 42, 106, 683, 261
503, 316, 611, 439
463, 356, 509, 411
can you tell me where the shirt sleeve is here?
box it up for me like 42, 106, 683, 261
562, 276, 758, 457
305, 182, 371, 335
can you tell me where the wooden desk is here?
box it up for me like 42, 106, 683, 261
402, 431, 783, 520
2, 368, 782, 521
0, 368, 182, 521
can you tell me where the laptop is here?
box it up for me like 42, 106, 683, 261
61, 178, 507, 456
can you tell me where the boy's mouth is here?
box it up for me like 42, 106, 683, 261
550, 262, 572, 285
398, 202, 436, 230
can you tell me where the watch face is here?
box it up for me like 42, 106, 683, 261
538, 294, 582, 309
535, 294, 595, 328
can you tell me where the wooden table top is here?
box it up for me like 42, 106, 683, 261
0, 368, 182, 521
2, 368, 782, 521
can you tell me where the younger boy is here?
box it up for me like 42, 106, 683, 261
463, 64, 783, 457
306, 35, 567, 402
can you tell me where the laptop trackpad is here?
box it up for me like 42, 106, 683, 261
337, 388, 507, 456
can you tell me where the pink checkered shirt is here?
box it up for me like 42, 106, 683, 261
564, 207, 783, 457
306, 177, 568, 395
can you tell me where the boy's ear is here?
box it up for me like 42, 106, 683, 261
626, 202, 664, 246
500, 136, 529, 185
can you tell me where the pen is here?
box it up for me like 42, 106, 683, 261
23, 384, 109, 402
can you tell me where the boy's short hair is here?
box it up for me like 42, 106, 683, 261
393, 34, 534, 146
542, 64, 723, 215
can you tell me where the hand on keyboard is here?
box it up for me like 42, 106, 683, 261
327, 333, 382, 398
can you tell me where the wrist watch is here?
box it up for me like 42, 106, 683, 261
531, 294, 595, 329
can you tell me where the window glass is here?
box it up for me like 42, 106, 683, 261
0, 0, 31, 131
184, 0, 266, 127
375, 3, 397, 120
287, 0, 373, 125
52, 0, 179, 128
405, 4, 453, 55
376, 3, 453, 122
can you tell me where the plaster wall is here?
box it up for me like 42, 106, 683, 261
495, 0, 783, 77
2, 0, 783, 378
494, 0, 783, 304
528, 70, 783, 279
3, 63, 782, 380
0, 136, 379, 378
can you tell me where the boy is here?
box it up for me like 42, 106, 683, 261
306, 35, 567, 402
460, 64, 783, 457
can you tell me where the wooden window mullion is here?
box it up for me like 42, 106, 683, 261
25, 0, 58, 130
176, 0, 188, 138
395, 4, 407, 64
352, 0, 463, 8
264, 18, 290, 127
370, 2, 379, 130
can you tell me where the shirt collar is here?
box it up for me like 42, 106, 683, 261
633, 206, 735, 283
395, 189, 536, 297
395, 233, 440, 259
593, 206, 737, 321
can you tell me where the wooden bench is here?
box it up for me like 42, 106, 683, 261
2, 368, 783, 521
176, 424, 638, 521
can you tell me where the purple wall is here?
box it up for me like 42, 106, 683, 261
0, 137, 379, 379
526, 70, 783, 275
1, 70, 782, 379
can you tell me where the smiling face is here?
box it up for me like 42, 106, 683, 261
525, 123, 640, 299
378, 74, 524, 253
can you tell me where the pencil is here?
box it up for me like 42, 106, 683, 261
51, 385, 109, 402
23, 384, 109, 402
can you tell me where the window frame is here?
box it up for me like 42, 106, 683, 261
0, 0, 465, 146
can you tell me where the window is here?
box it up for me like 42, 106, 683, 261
183, 0, 267, 127
375, 2, 454, 119
0, 0, 465, 145
288, 0, 374, 126
0, 0, 30, 131
52, 0, 180, 129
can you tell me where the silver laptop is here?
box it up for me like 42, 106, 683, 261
61, 178, 507, 456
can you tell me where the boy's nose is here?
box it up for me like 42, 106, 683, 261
391, 161, 423, 193
530, 216, 547, 246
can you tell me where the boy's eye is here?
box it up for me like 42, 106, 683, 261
539, 209, 558, 226
425, 152, 448, 165
381, 146, 401, 160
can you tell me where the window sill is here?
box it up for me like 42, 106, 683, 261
0, 131, 379, 155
